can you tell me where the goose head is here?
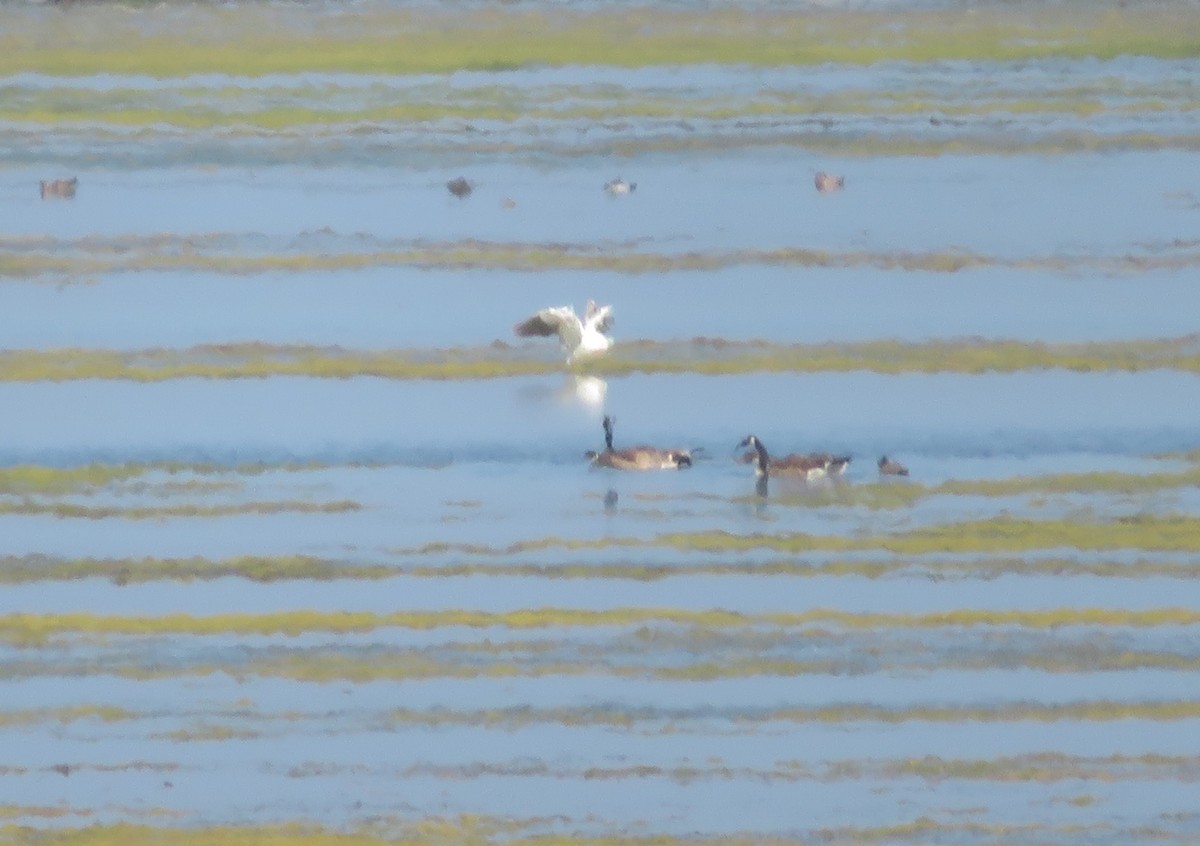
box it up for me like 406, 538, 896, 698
738, 435, 770, 478
666, 451, 693, 469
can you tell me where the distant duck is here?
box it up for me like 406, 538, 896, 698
446, 176, 473, 198
878, 455, 909, 477
513, 299, 614, 362
40, 177, 78, 199
813, 172, 844, 194
738, 435, 851, 482
586, 416, 695, 471
604, 178, 636, 195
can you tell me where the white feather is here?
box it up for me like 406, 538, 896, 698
514, 300, 614, 362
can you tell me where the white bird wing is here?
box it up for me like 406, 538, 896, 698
513, 306, 583, 350
584, 302, 614, 334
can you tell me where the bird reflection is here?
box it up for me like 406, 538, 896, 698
604, 489, 619, 513
570, 375, 607, 409
515, 374, 607, 411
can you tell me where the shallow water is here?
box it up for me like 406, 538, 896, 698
3, 3, 1200, 844
6, 264, 1200, 349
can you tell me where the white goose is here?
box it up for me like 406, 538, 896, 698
513, 300, 614, 362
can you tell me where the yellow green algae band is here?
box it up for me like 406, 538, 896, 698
269, 752, 1200, 783
2, 5, 1200, 77
0, 461, 346, 495
0, 705, 131, 727
8, 101, 1200, 136
0, 554, 391, 585
5, 235, 1200, 278
7, 457, 1200, 501
581, 752, 1200, 784
3, 551, 1197, 586
302, 752, 1200, 783
11, 704, 1200, 737
0, 500, 360, 520
307, 700, 1200, 728
410, 515, 1200, 557
6, 751, 1196, 783
90, 647, 1200, 682
0, 817, 1186, 846
5, 336, 1200, 381
5, 607, 1200, 645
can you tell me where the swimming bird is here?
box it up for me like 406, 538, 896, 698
813, 172, 844, 194
878, 455, 909, 476
604, 178, 636, 195
39, 178, 77, 199
806, 452, 853, 476
513, 300, 614, 362
586, 416, 694, 471
738, 435, 850, 482
446, 177, 472, 198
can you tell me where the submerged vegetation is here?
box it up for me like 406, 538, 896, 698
4, 607, 1200, 679
5, 606, 1199, 646
2, 550, 1198, 586
6, 453, 1200, 502
3, 5, 1200, 78
0, 818, 1171, 846
5, 336, 1200, 381
0, 464, 150, 495
0, 554, 392, 585
5, 234, 1200, 280
0, 500, 359, 520
400, 514, 1200, 557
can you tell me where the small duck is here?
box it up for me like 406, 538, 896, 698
446, 176, 473, 198
813, 172, 844, 194
586, 416, 695, 471
604, 178, 637, 195
514, 299, 614, 363
878, 455, 909, 476
39, 177, 78, 200
738, 435, 850, 482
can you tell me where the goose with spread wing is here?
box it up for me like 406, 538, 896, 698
514, 300, 614, 362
